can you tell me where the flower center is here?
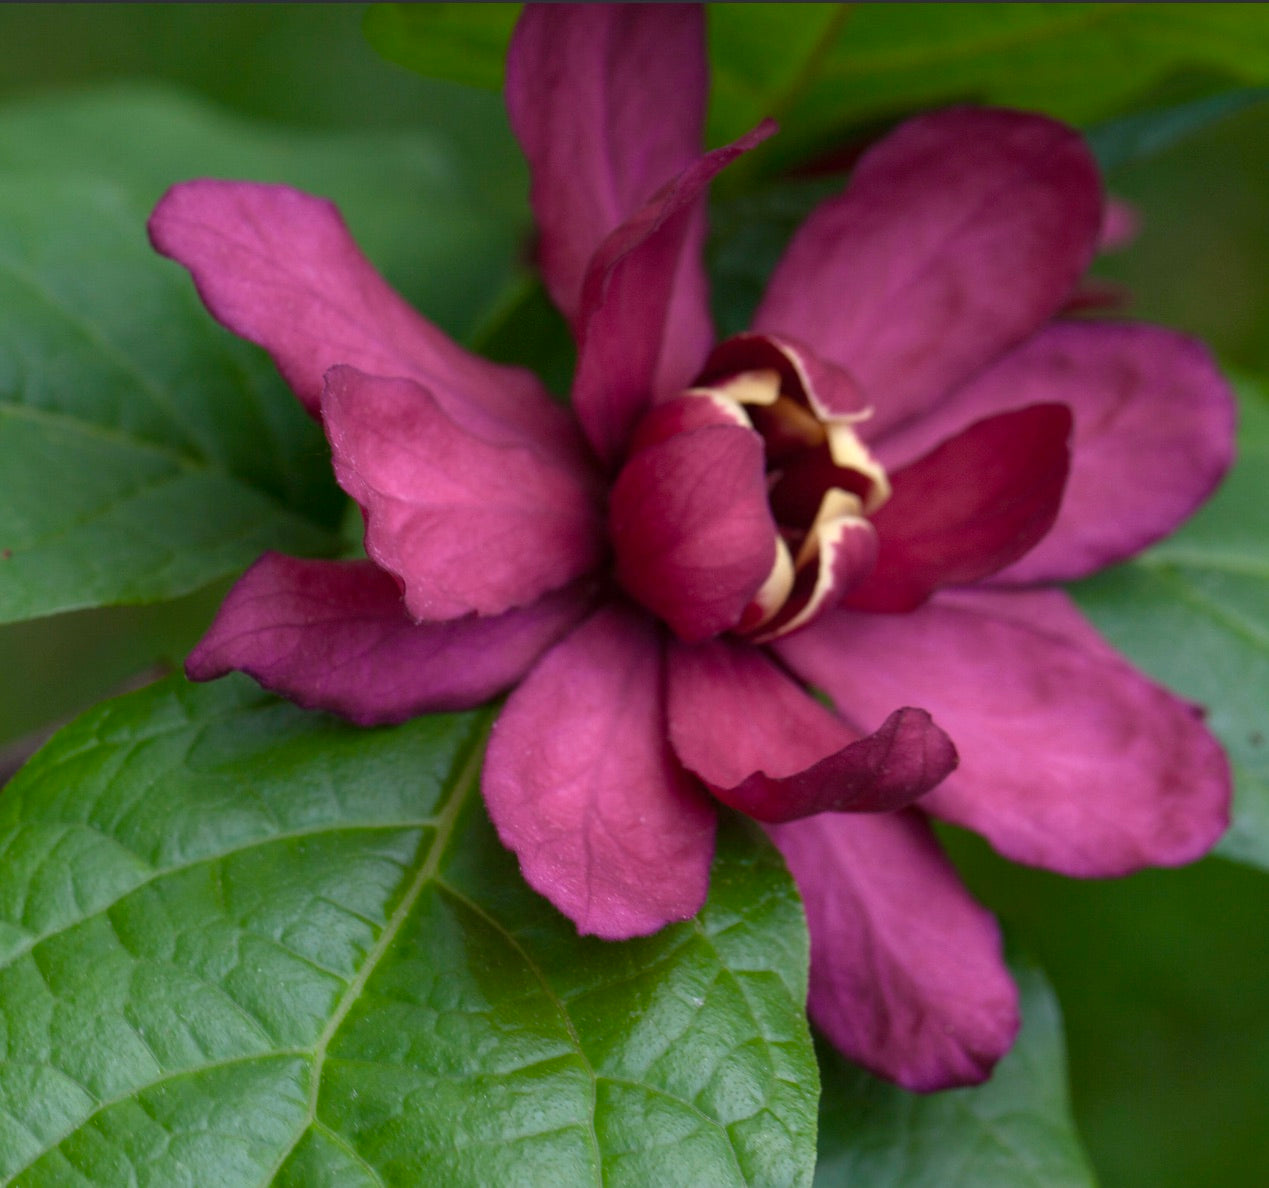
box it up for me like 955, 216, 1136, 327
689, 344, 891, 641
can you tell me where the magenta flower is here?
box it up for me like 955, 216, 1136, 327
150, 5, 1234, 1091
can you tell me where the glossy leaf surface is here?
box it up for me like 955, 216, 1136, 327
0, 677, 818, 1186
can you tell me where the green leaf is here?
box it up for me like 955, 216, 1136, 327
0, 676, 818, 1186
1072, 382, 1269, 871
815, 959, 1096, 1187
364, 3, 521, 91
0, 84, 528, 340
1086, 86, 1269, 172
707, 4, 1269, 172
0, 178, 341, 624
0, 86, 533, 624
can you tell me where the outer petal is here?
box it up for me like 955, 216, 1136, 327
186, 553, 594, 725
483, 604, 716, 939
322, 366, 604, 621
148, 180, 584, 468
506, 3, 706, 333
667, 638, 956, 821
873, 323, 1237, 583
572, 122, 776, 467
610, 422, 777, 641
777, 588, 1232, 876
767, 811, 1019, 1091
753, 108, 1101, 439
845, 405, 1072, 612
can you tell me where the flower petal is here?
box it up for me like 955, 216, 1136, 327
185, 553, 594, 725
873, 323, 1237, 582
777, 589, 1232, 875
767, 811, 1019, 1091
148, 180, 583, 467
753, 108, 1101, 438
610, 422, 777, 641
572, 122, 777, 467
506, 4, 706, 333
322, 366, 604, 621
483, 604, 716, 939
667, 638, 956, 821
845, 404, 1072, 612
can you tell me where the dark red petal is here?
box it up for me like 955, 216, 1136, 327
610, 423, 778, 641
147, 180, 583, 468
571, 122, 776, 467
753, 108, 1102, 439
322, 367, 604, 621
506, 4, 706, 335
875, 322, 1236, 583
767, 811, 1019, 1091
185, 554, 595, 724
483, 604, 716, 939
667, 638, 956, 821
778, 589, 1232, 876
846, 404, 1072, 612
697, 333, 871, 420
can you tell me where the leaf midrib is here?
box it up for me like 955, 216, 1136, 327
260, 720, 489, 1181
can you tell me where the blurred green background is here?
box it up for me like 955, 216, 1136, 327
0, 5, 1265, 1185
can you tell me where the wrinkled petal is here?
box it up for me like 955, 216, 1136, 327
846, 404, 1072, 612
767, 811, 1019, 1091
186, 553, 595, 725
323, 366, 604, 621
572, 122, 776, 467
483, 604, 716, 939
667, 638, 956, 821
698, 333, 871, 421
506, 4, 706, 335
753, 108, 1101, 439
873, 323, 1237, 582
148, 180, 584, 468
610, 422, 777, 641
778, 589, 1231, 875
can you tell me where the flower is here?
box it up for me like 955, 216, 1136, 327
149, 4, 1234, 1091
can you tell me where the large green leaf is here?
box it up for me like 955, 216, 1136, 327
1073, 384, 1269, 870
0, 84, 528, 340
0, 676, 818, 1186
708, 4, 1269, 172
0, 178, 341, 624
364, 3, 521, 91
815, 959, 1095, 1187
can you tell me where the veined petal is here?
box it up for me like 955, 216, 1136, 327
767, 811, 1019, 1091
148, 180, 584, 467
572, 122, 777, 467
667, 638, 956, 821
610, 422, 777, 642
506, 4, 706, 333
483, 604, 716, 939
845, 404, 1072, 612
186, 554, 594, 725
874, 323, 1236, 582
778, 589, 1231, 876
322, 366, 604, 621
753, 108, 1101, 439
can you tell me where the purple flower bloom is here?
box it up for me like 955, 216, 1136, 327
150, 5, 1234, 1091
